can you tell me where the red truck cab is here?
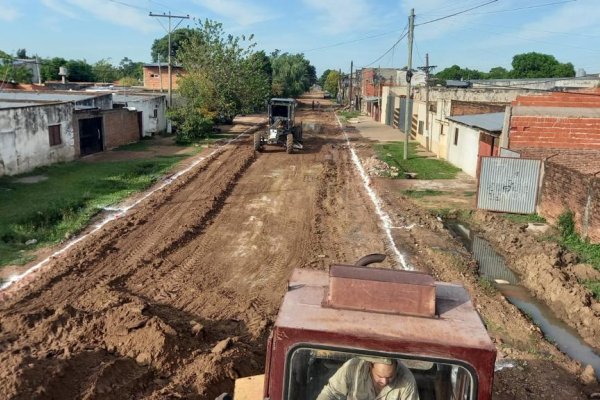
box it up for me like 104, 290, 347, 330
235, 261, 496, 400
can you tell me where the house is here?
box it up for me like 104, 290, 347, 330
446, 112, 504, 177
502, 90, 600, 242
360, 68, 404, 120
142, 63, 186, 91
0, 90, 140, 176
113, 93, 167, 136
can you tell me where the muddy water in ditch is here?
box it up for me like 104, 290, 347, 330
448, 222, 600, 379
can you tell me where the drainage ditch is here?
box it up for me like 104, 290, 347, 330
447, 221, 600, 379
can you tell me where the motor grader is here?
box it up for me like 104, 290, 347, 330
254, 98, 303, 154
229, 255, 497, 400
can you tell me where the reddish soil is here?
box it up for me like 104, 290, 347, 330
0, 99, 597, 399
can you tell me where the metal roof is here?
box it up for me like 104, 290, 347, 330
0, 91, 108, 103
270, 98, 295, 103
447, 112, 505, 133
113, 93, 165, 102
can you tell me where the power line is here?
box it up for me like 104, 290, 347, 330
415, 0, 498, 27
300, 30, 403, 53
364, 25, 409, 67
467, 0, 578, 15
107, 0, 149, 12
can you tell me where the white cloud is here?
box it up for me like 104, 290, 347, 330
192, 0, 276, 26
0, 0, 20, 21
41, 0, 80, 19
302, 0, 372, 34
41, 0, 156, 33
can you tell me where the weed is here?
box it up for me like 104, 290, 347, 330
502, 213, 546, 224
114, 139, 153, 152
463, 191, 476, 197
337, 110, 361, 122
556, 211, 600, 299
374, 142, 460, 180
402, 189, 446, 198
478, 277, 497, 295
583, 280, 600, 299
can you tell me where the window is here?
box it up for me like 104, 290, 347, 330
285, 347, 476, 400
49, 124, 61, 146
454, 127, 459, 146
150, 73, 159, 78
440, 124, 445, 136
153, 108, 158, 118
418, 121, 424, 135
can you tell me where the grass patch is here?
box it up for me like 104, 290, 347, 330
501, 213, 547, 224
464, 191, 476, 197
0, 156, 185, 267
478, 277, 498, 296
338, 110, 361, 119
583, 280, 600, 299
402, 189, 446, 198
374, 142, 460, 180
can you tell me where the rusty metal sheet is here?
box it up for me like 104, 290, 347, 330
325, 265, 435, 317
477, 156, 541, 214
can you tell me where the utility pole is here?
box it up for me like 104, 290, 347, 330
158, 54, 163, 93
403, 8, 415, 160
349, 60, 353, 109
149, 11, 190, 106
418, 53, 436, 151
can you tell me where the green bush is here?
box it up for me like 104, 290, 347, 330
168, 107, 214, 144
557, 210, 575, 237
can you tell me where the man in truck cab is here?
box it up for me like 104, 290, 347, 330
316, 356, 420, 400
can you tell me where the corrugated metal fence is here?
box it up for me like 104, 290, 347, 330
477, 156, 542, 214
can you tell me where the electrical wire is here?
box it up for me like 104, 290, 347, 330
300, 29, 404, 53
106, 0, 149, 12
466, 0, 578, 15
415, 0, 498, 27
363, 26, 409, 67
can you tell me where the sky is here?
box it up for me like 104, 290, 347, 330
1, 0, 599, 76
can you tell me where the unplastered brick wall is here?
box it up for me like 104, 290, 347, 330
103, 109, 140, 149
450, 100, 506, 116
510, 91, 600, 150
539, 156, 600, 243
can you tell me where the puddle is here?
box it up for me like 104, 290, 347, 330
447, 221, 600, 379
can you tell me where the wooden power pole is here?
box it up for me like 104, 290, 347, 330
149, 11, 190, 107
403, 8, 415, 160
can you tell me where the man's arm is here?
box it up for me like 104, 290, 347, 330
397, 364, 420, 400
316, 360, 356, 400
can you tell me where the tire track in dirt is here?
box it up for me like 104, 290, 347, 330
0, 110, 402, 399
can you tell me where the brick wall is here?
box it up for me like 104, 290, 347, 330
103, 109, 140, 149
540, 161, 600, 243
143, 66, 185, 90
510, 91, 600, 150
450, 101, 506, 116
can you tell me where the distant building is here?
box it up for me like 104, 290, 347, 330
142, 63, 186, 91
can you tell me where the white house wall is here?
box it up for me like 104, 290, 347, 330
115, 95, 167, 137
447, 121, 479, 177
0, 103, 76, 176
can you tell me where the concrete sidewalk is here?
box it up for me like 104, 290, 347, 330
347, 116, 407, 142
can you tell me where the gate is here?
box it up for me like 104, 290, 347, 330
477, 156, 541, 214
385, 94, 395, 126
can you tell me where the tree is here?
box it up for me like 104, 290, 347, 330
65, 59, 94, 82
176, 19, 271, 138
270, 52, 315, 97
318, 69, 332, 87
118, 57, 143, 80
40, 57, 67, 81
436, 65, 485, 81
487, 66, 509, 79
324, 70, 340, 97
16, 48, 27, 59
92, 59, 118, 83
511, 52, 575, 78
151, 28, 202, 63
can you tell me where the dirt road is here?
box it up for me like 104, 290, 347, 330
0, 102, 596, 399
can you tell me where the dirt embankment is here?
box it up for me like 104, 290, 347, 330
0, 104, 597, 399
468, 211, 600, 350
